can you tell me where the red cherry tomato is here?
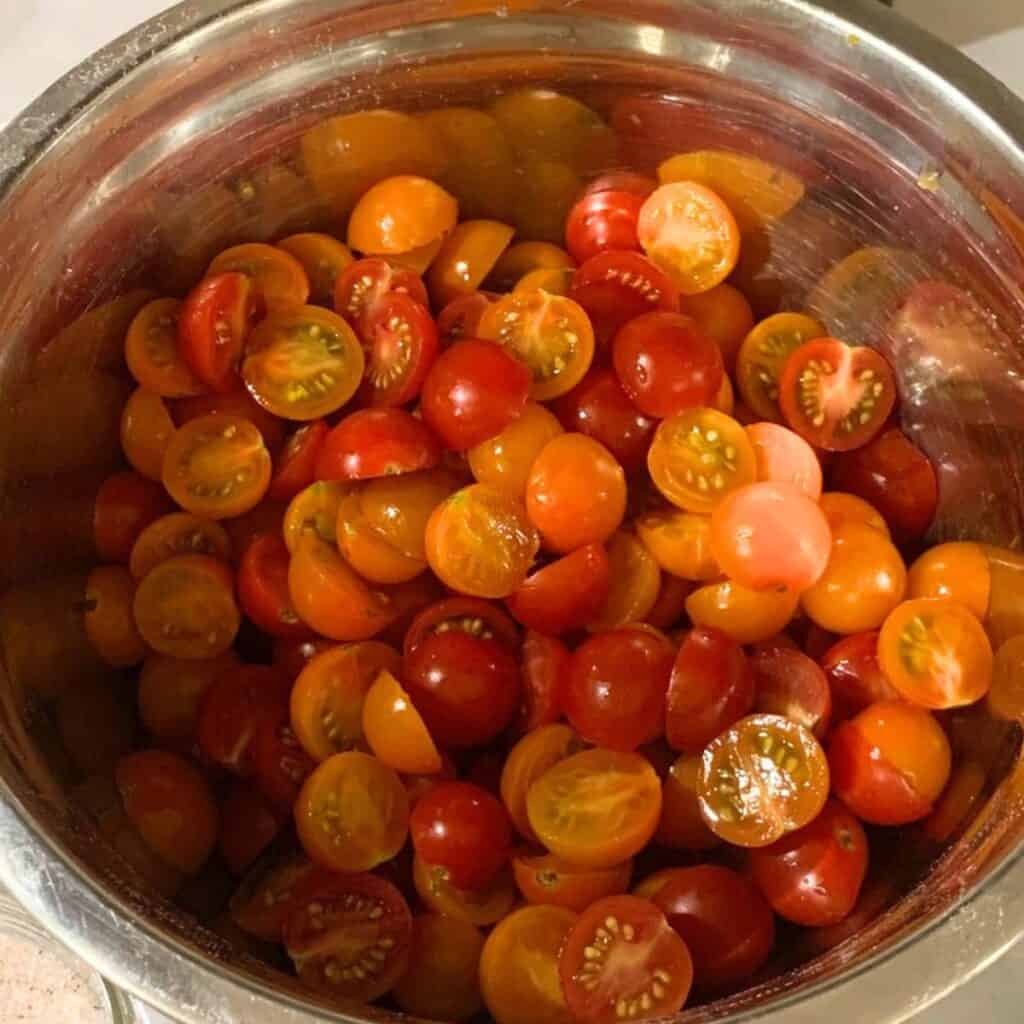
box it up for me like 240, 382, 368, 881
820, 631, 899, 721
565, 189, 645, 264
93, 471, 173, 563
359, 292, 439, 407
437, 291, 493, 346
778, 338, 897, 452
268, 421, 328, 502
516, 630, 570, 734
421, 339, 532, 450
250, 704, 316, 812
410, 781, 513, 891
218, 782, 285, 876
334, 257, 429, 335
170, 387, 287, 456
505, 543, 611, 635
666, 628, 754, 753
316, 408, 441, 481
749, 799, 868, 927
612, 312, 723, 418
403, 596, 520, 657
237, 533, 311, 640
584, 172, 657, 198
750, 647, 832, 737
745, 421, 823, 500
565, 627, 674, 752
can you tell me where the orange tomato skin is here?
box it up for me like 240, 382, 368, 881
512, 852, 632, 912
84, 565, 149, 668
468, 402, 564, 499
678, 283, 754, 369
587, 530, 661, 631
121, 387, 175, 481
413, 854, 517, 926
501, 723, 582, 841
819, 492, 890, 536
348, 175, 458, 255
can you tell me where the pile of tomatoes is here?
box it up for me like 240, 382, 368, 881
78, 144, 1021, 1024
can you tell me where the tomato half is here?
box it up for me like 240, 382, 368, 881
426, 218, 515, 306
334, 257, 429, 335
468, 401, 564, 499
229, 854, 328, 942
336, 491, 427, 585
438, 291, 493, 346
138, 652, 238, 747
751, 647, 832, 737
283, 481, 347, 552
655, 754, 720, 851
268, 421, 328, 502
906, 541, 991, 621
635, 504, 720, 582
358, 291, 439, 407
250, 705, 315, 811
94, 471, 174, 563
403, 596, 520, 656
513, 851, 632, 912
818, 491, 890, 536
820, 631, 898, 721
589, 531, 662, 631
315, 408, 441, 481
347, 174, 458, 255
125, 298, 203, 398
237, 533, 309, 639
686, 578, 799, 645
83, 566, 148, 668
209, 242, 310, 311
362, 668, 442, 774
678, 283, 754, 370
515, 630, 571, 734
277, 232, 354, 305
218, 782, 285, 876
170, 387, 286, 455
506, 543, 611, 635
746, 421, 823, 500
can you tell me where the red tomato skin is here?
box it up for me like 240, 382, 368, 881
750, 647, 832, 738
565, 190, 645, 265
219, 782, 286, 876
666, 628, 755, 753
584, 173, 657, 199
404, 596, 520, 657
820, 631, 898, 721
238, 534, 312, 640
268, 421, 328, 502
334, 257, 429, 335
516, 630, 570, 735
94, 471, 174, 562
748, 799, 868, 927
505, 543, 611, 634
315, 408, 442, 481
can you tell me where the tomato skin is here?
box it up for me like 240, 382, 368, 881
751, 647, 832, 738
359, 291, 439, 407
749, 799, 868, 927
666, 627, 754, 753
315, 408, 441, 481
506, 543, 610, 635
404, 596, 520, 656
564, 627, 674, 751
513, 851, 632, 912
218, 782, 285, 876
334, 257, 430, 334
468, 401, 564, 499
237, 533, 310, 640
84, 566, 149, 668
516, 630, 570, 734
438, 291, 493, 346
421, 338, 532, 450
820, 630, 898, 721
348, 174, 458, 255
170, 388, 287, 456
906, 541, 991, 620
94, 471, 174, 563
613, 312, 724, 418
655, 753, 720, 851
268, 421, 328, 502
686, 578, 799, 645
565, 189, 645, 264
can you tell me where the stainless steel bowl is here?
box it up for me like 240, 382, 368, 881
1, 1, 1024, 1021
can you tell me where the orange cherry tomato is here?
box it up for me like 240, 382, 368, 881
488, 241, 575, 292
138, 652, 238, 748
516, 267, 575, 295
527, 748, 662, 868
526, 434, 626, 553
283, 480, 348, 552
125, 298, 203, 398
685, 579, 799, 645
479, 289, 595, 401
294, 750, 409, 871
818, 491, 890, 536
336, 491, 426, 584
84, 565, 149, 668
698, 714, 829, 847
209, 242, 310, 312
988, 635, 1024, 722
133, 554, 239, 659
129, 512, 231, 580
637, 182, 740, 295
479, 905, 577, 1024
162, 414, 272, 519
878, 598, 993, 709
242, 305, 364, 421
636, 504, 720, 582
357, 469, 461, 560
922, 759, 987, 844
588, 530, 662, 631
116, 750, 218, 874
646, 575, 693, 631
425, 484, 540, 598
656, 753, 720, 850
94, 471, 175, 564
513, 851, 633, 912
648, 407, 756, 514
906, 541, 991, 621
362, 668, 442, 774
348, 175, 458, 255
121, 387, 175, 481
801, 523, 907, 634
678, 283, 754, 369
468, 401, 564, 499
427, 219, 516, 307
413, 854, 517, 927
276, 233, 354, 306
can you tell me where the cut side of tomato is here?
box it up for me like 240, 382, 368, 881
358, 291, 439, 406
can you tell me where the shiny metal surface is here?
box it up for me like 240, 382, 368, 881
1, 1, 1024, 1022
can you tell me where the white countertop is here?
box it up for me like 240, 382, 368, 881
1, 1, 1023, 1022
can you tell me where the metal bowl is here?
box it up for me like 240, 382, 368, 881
1, 1, 1024, 1021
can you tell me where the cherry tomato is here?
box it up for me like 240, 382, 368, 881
277, 232, 354, 305
921, 758, 986, 844
228, 853, 328, 941
709, 481, 830, 592
566, 189, 645, 265
218, 782, 285, 876
133, 554, 239, 659
273, 636, 334, 680
613, 312, 723, 418
250, 704, 315, 811
425, 484, 539, 598
138, 652, 238, 748
404, 627, 521, 748
294, 751, 409, 871
513, 851, 632, 912
638, 181, 740, 295
653, 865, 774, 990
751, 647, 832, 737
125, 298, 203, 398
393, 913, 485, 1022
438, 291, 493, 346
468, 401, 564, 499
170, 387, 286, 455
178, 273, 260, 393
126, 513, 231, 583
552, 366, 656, 472
362, 668, 442, 774
116, 750, 218, 874
348, 175, 458, 255
698, 714, 829, 847
119, 387, 174, 484
570, 251, 680, 345
507, 544, 611, 635
906, 541, 991, 621
421, 338, 532, 450
404, 596, 520, 656
267, 421, 328, 502
988, 635, 1024, 723
162, 414, 272, 520
489, 240, 573, 290
635, 504, 720, 582
686, 578, 799, 645
648, 407, 757, 514
829, 700, 951, 825
735, 313, 825, 422
94, 471, 174, 563
565, 627, 674, 751
527, 748, 662, 868
83, 565, 149, 668
336, 491, 427, 585
589, 531, 662, 631
334, 257, 429, 335
749, 799, 868, 927
426, 218, 515, 307
356, 291, 439, 407
284, 871, 412, 1003
820, 631, 898, 721
746, 421, 822, 499
678, 283, 754, 370
818, 491, 890, 536
655, 754, 720, 851
516, 630, 571, 734
282, 481, 347, 552
801, 522, 907, 634
878, 597, 993, 709
666, 627, 754, 753
646, 571, 698, 631
234, 535, 303, 640
413, 851, 517, 925
560, 895, 693, 1024
316, 408, 441, 482
209, 242, 310, 312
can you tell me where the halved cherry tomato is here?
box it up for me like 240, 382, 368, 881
116, 750, 218, 875
666, 627, 754, 754
283, 481, 348, 552
648, 407, 756, 514
468, 401, 564, 499
613, 312, 723, 418
749, 799, 868, 927
413, 853, 517, 926
425, 484, 540, 598
334, 257, 430, 335
237, 533, 308, 639
218, 782, 285, 876
516, 631, 571, 734
316, 408, 441, 481
589, 530, 662, 631
585, 173, 657, 199
746, 421, 822, 499
229, 853, 328, 942
83, 565, 148, 668
655, 754, 720, 851
566, 189, 645, 265
426, 219, 515, 307
778, 338, 896, 452
250, 704, 315, 811
209, 242, 310, 312
348, 175, 458, 255
358, 291, 438, 407
751, 647, 832, 737
988, 635, 1024, 723
133, 554, 239, 659
178, 273, 260, 393
403, 596, 519, 656
516, 266, 575, 295
507, 543, 610, 635
560, 895, 693, 1024
276, 233, 354, 306
363, 668, 442, 774
906, 541, 991, 621
438, 291, 493, 346
686, 579, 799, 645
922, 758, 987, 844
635, 504, 720, 582
128, 513, 231, 581
171, 387, 286, 455
698, 714, 829, 847
162, 414, 272, 519
490, 241, 575, 291
527, 748, 662, 868
565, 627, 674, 752
273, 636, 334, 680
268, 421, 328, 502
829, 700, 951, 825
120, 387, 175, 481
336, 491, 426, 585
638, 181, 740, 295
818, 491, 890, 536
570, 251, 680, 345
138, 652, 238, 748
821, 631, 898, 721
125, 298, 203, 398
735, 313, 826, 422
678, 284, 754, 370
94, 471, 174, 563
283, 871, 412, 1003
295, 751, 409, 871
513, 851, 632, 912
